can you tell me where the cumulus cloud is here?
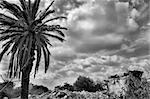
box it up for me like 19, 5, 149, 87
118, 43, 149, 58
66, 0, 141, 55
51, 46, 77, 62
53, 0, 85, 15
116, 30, 150, 58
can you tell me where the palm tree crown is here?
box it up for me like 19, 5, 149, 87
0, 0, 67, 78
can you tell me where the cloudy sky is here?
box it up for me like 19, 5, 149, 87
0, 0, 150, 89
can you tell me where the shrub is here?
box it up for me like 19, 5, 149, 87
62, 83, 74, 91
73, 76, 95, 92
124, 70, 150, 99
55, 83, 74, 91
30, 84, 49, 95
94, 81, 106, 91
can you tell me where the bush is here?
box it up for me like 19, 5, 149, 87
73, 76, 96, 92
94, 82, 105, 91
30, 84, 49, 95
54, 83, 74, 91
124, 70, 150, 99
62, 83, 74, 91
54, 76, 105, 92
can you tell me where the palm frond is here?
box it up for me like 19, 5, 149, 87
7, 37, 21, 78
32, 0, 41, 19
35, 34, 51, 73
0, 42, 12, 62
21, 10, 29, 25
0, 18, 15, 26
0, 13, 17, 22
41, 25, 67, 37
8, 36, 22, 54
0, 29, 24, 35
0, 33, 22, 41
44, 0, 54, 13
34, 16, 67, 31
43, 33, 65, 42
31, 9, 55, 27
40, 34, 53, 46
19, 0, 27, 11
34, 45, 42, 77
54, 29, 66, 37
39, 10, 55, 20
8, 48, 16, 78
28, 0, 31, 11
42, 46, 50, 73
0, 0, 22, 19
6, 37, 22, 58
43, 16, 67, 25
45, 46, 50, 73
13, 57, 18, 77
38, 0, 54, 20
2, 36, 20, 48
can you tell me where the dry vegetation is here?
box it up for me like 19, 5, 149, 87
13, 70, 150, 99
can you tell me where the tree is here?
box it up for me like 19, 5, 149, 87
59, 83, 74, 91
125, 70, 149, 99
62, 83, 74, 91
0, 0, 67, 99
94, 81, 105, 91
0, 81, 21, 99
29, 84, 49, 95
54, 83, 74, 91
73, 76, 95, 92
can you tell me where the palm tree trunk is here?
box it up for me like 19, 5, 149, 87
21, 41, 35, 99
21, 68, 31, 99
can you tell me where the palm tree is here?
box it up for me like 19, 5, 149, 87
0, 0, 67, 99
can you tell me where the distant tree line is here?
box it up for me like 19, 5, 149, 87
54, 75, 105, 92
